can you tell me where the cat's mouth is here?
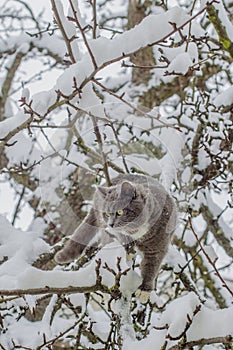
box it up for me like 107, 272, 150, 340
106, 224, 126, 234
106, 223, 136, 237
109, 222, 128, 229
106, 225, 120, 231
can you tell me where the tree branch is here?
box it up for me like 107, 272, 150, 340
0, 2, 218, 147
0, 51, 25, 121
0, 285, 96, 296
168, 335, 233, 350
201, 205, 233, 258
207, 4, 233, 59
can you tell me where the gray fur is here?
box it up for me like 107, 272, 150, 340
55, 174, 177, 292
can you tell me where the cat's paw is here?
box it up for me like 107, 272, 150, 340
135, 289, 151, 303
54, 240, 84, 264
54, 250, 72, 264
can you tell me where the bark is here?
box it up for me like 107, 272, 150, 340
127, 0, 155, 87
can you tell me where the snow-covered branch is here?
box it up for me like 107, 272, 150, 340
0, 0, 233, 348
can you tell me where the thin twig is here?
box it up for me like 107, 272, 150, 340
13, 0, 41, 35
51, 0, 76, 64
11, 186, 26, 226
40, 128, 85, 169
0, 1, 215, 149
69, 118, 124, 174
68, 0, 97, 69
106, 121, 129, 173
37, 310, 87, 349
188, 216, 233, 297
91, 116, 111, 186
47, 1, 217, 114
185, 0, 198, 52
93, 78, 179, 130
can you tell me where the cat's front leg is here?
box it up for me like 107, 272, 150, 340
54, 239, 87, 264
135, 255, 162, 303
55, 208, 101, 264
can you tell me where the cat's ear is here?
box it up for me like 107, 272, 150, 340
120, 181, 135, 198
96, 185, 109, 197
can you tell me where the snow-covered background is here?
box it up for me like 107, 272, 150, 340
0, 0, 232, 349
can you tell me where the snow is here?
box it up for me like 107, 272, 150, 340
1, 318, 46, 349
165, 245, 187, 273
36, 33, 67, 57
78, 83, 107, 119
160, 292, 233, 342
96, 241, 132, 287
187, 304, 233, 341
0, 112, 30, 139
123, 154, 162, 176
31, 90, 57, 116
1, 1, 233, 348
1, 31, 66, 60
116, 297, 136, 341
203, 245, 218, 264
119, 270, 141, 297
0, 4, 203, 144
159, 128, 184, 190
167, 52, 193, 75
158, 42, 198, 66
53, 6, 192, 98
56, 58, 91, 95
205, 192, 233, 243
0, 215, 50, 288
88, 308, 111, 341
24, 294, 37, 314
0, 218, 134, 291
68, 0, 87, 28
56, 0, 77, 39
5, 132, 42, 165
123, 327, 165, 350
17, 264, 95, 289
159, 293, 199, 337
213, 1, 233, 41
125, 293, 233, 349
214, 85, 233, 107
17, 42, 30, 54
0, 216, 49, 260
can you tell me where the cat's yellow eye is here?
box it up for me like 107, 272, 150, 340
105, 212, 111, 217
117, 209, 124, 216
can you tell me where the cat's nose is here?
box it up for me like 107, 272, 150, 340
109, 223, 114, 228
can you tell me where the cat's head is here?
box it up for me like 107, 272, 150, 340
95, 181, 148, 230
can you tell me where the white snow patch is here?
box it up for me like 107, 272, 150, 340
167, 52, 193, 75
0, 112, 29, 139
16, 264, 95, 289
214, 85, 233, 108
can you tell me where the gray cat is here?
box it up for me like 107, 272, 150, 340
55, 174, 177, 300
